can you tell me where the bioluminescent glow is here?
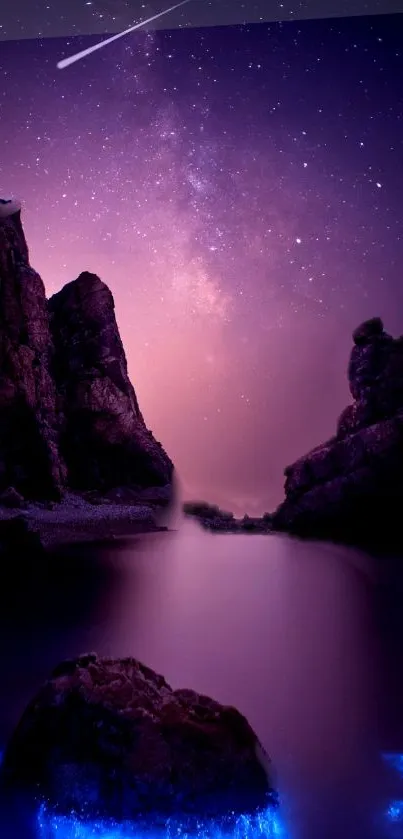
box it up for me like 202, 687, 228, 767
37, 804, 288, 839
382, 755, 403, 832
382, 754, 403, 778
386, 801, 403, 824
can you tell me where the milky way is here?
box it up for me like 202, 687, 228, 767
1, 14, 403, 512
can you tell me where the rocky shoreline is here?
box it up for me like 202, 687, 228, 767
183, 502, 273, 534
0, 486, 174, 554
185, 318, 403, 553
270, 317, 403, 553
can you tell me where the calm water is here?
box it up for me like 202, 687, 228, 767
1, 518, 403, 839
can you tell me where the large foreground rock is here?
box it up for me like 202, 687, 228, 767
1, 654, 276, 820
273, 318, 403, 549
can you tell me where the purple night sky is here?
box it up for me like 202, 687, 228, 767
1, 13, 403, 513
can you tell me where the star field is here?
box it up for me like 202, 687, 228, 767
1, 14, 403, 512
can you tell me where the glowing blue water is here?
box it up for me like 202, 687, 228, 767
382, 754, 403, 833
383, 754, 403, 779
386, 801, 403, 823
37, 805, 288, 839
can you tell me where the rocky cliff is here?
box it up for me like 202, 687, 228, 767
0, 201, 66, 498
49, 272, 172, 491
0, 201, 173, 501
273, 317, 403, 549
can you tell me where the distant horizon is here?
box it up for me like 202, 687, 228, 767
1, 14, 403, 515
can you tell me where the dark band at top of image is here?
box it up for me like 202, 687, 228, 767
1, 0, 403, 42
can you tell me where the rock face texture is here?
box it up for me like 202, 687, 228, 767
49, 272, 172, 491
0, 206, 65, 498
273, 318, 403, 548
0, 204, 173, 499
1, 654, 275, 820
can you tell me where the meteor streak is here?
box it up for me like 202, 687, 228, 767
57, 0, 192, 70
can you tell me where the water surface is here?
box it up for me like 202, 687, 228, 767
1, 520, 403, 838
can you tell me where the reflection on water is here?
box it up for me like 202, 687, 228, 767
385, 799, 403, 831
382, 754, 403, 836
384, 755, 403, 776
37, 804, 287, 839
1, 519, 403, 838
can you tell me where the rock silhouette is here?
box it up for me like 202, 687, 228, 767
0, 205, 66, 498
273, 317, 403, 549
1, 653, 276, 821
0, 203, 173, 500
183, 501, 273, 533
49, 272, 172, 491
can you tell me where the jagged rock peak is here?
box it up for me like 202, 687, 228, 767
0, 198, 29, 266
50, 270, 111, 305
0, 198, 22, 218
352, 316, 384, 345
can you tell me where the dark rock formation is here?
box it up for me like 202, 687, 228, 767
85, 484, 173, 508
0, 487, 26, 508
1, 654, 276, 821
273, 318, 403, 549
184, 501, 235, 523
0, 516, 45, 558
183, 502, 273, 534
49, 272, 173, 492
239, 513, 273, 534
0, 203, 173, 503
0, 205, 66, 498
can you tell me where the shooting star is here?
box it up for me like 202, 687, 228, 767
57, 0, 192, 69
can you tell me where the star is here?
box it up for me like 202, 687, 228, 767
0, 10, 402, 515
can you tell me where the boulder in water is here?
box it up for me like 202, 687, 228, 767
1, 654, 276, 821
